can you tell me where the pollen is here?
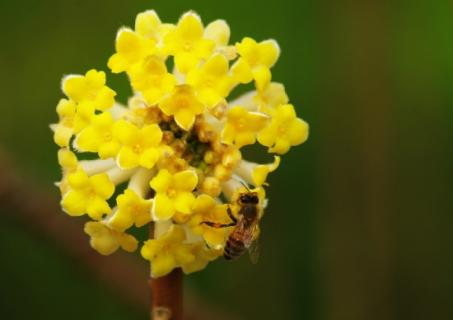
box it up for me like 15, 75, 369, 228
52, 9, 308, 278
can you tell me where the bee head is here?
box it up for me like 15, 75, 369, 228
238, 192, 259, 205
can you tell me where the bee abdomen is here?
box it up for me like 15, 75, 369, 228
224, 237, 245, 260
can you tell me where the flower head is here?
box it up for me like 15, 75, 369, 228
85, 221, 138, 255
186, 53, 233, 107
61, 169, 114, 220
232, 37, 280, 90
108, 28, 156, 73
115, 121, 163, 169
108, 189, 153, 232
129, 56, 176, 105
159, 85, 205, 130
150, 169, 198, 220
188, 194, 230, 249
164, 12, 215, 73
53, 10, 308, 278
62, 69, 116, 111
221, 106, 269, 147
141, 225, 195, 278
258, 104, 309, 154
75, 112, 121, 159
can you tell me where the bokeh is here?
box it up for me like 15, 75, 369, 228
1, 0, 452, 319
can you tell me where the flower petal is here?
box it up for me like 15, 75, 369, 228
287, 118, 309, 146
117, 147, 140, 169
113, 120, 140, 146
173, 192, 196, 214
151, 253, 177, 278
139, 148, 160, 169
141, 124, 163, 147
173, 170, 198, 191
86, 197, 111, 220
174, 108, 196, 131
61, 190, 87, 216
90, 173, 115, 199
204, 228, 225, 249
152, 193, 175, 220
119, 233, 138, 252
150, 169, 173, 193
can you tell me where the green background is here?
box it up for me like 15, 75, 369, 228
1, 0, 453, 319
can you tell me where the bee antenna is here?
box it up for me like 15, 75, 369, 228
239, 180, 251, 191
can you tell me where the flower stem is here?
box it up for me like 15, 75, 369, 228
149, 268, 183, 320
149, 222, 183, 320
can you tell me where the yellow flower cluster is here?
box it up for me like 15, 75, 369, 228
52, 10, 308, 278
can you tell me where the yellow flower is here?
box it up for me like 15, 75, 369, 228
255, 82, 289, 114
108, 189, 152, 232
257, 104, 309, 154
186, 53, 233, 108
129, 56, 176, 105
205, 19, 231, 50
200, 176, 222, 197
114, 120, 163, 169
62, 69, 116, 111
204, 19, 236, 60
72, 101, 96, 133
221, 106, 269, 148
134, 10, 173, 43
84, 221, 138, 255
108, 28, 156, 73
188, 194, 230, 249
149, 169, 198, 220
75, 112, 120, 159
232, 37, 280, 90
53, 98, 77, 147
54, 9, 309, 277
181, 242, 222, 274
141, 225, 195, 278
159, 85, 205, 130
56, 148, 79, 195
61, 169, 114, 220
164, 12, 215, 73
52, 98, 94, 147
58, 148, 78, 173
235, 156, 280, 187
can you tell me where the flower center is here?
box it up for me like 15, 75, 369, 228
167, 188, 177, 197
183, 41, 192, 51
237, 119, 246, 129
278, 126, 287, 135
131, 204, 142, 215
203, 79, 214, 88
151, 77, 161, 86
87, 89, 98, 100
176, 97, 190, 109
88, 189, 97, 199
133, 144, 142, 154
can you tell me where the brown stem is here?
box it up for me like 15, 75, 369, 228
148, 222, 183, 320
149, 268, 183, 320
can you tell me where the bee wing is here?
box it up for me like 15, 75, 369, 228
247, 225, 261, 264
248, 238, 260, 264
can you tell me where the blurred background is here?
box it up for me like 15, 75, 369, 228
1, 0, 453, 319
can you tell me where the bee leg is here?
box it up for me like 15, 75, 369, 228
227, 206, 237, 224
200, 206, 238, 228
200, 221, 237, 228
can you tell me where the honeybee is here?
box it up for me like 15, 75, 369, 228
201, 186, 261, 263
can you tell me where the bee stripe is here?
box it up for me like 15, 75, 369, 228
228, 238, 243, 246
227, 244, 244, 252
224, 243, 245, 260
